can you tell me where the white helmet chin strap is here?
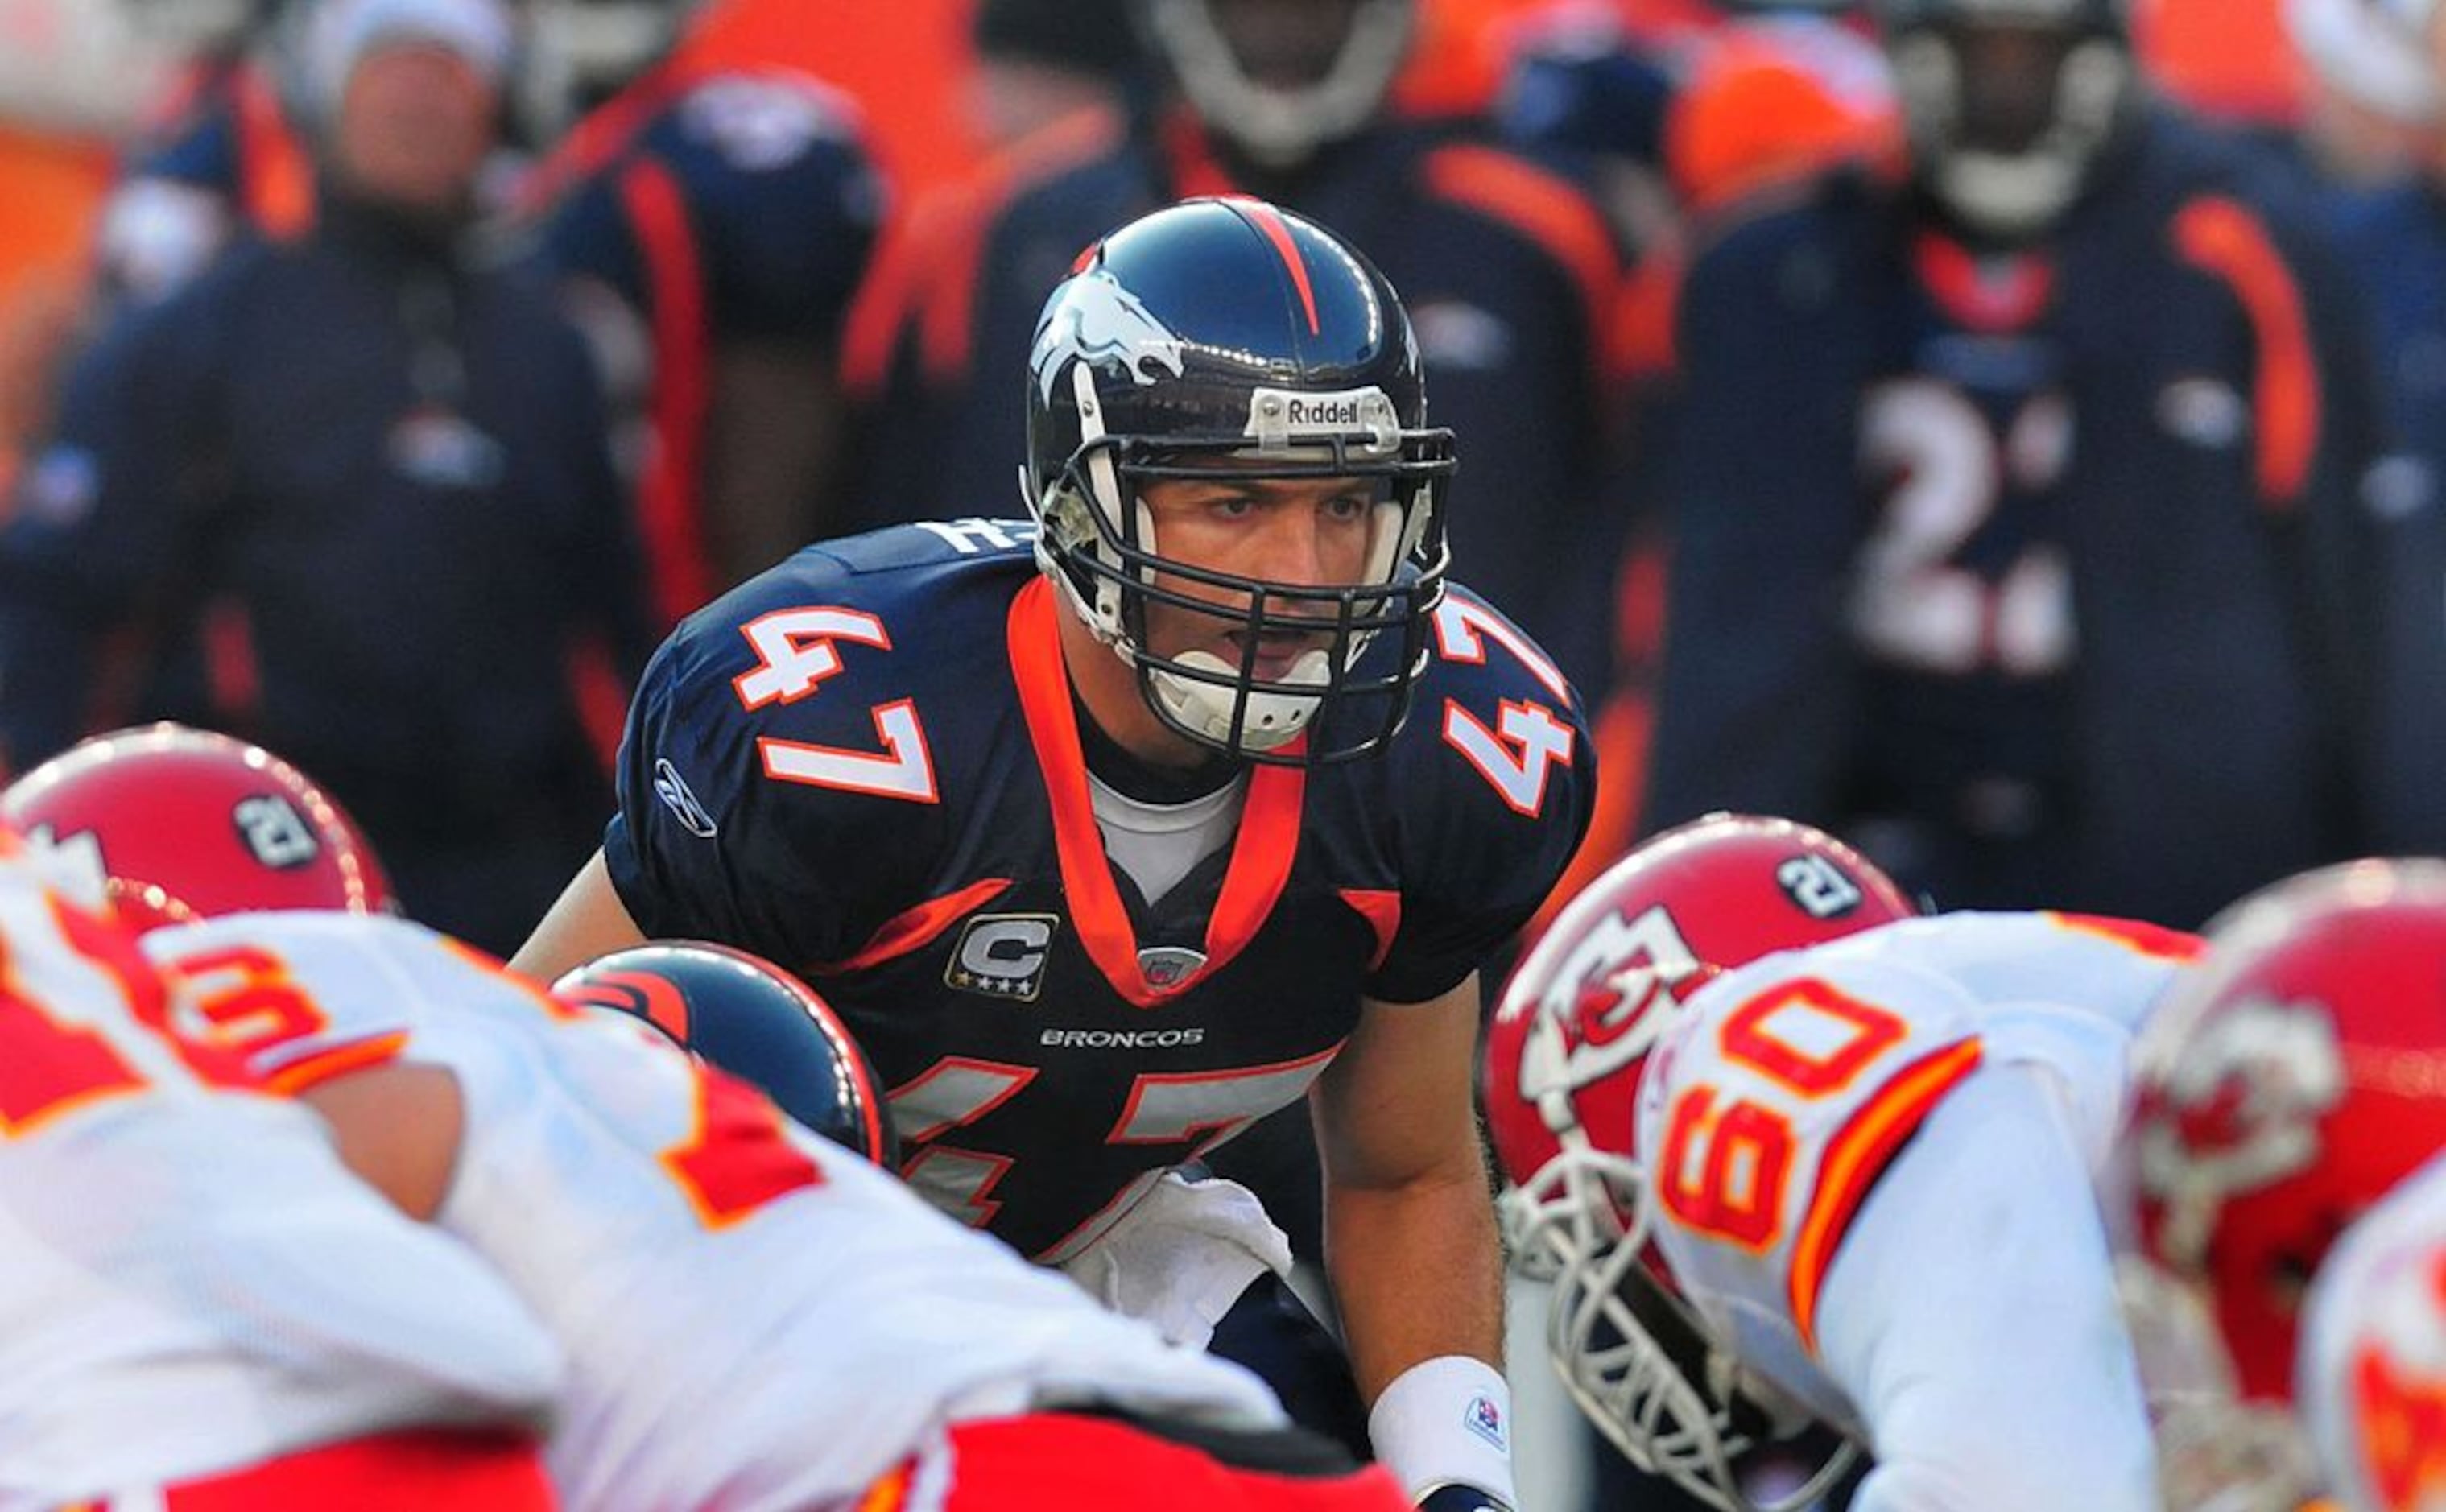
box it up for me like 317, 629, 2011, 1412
1931, 149, 2084, 239
1153, 648, 1328, 752
1146, 0, 1416, 170
1897, 31, 2130, 242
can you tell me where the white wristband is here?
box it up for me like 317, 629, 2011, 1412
1366, 1354, 1518, 1506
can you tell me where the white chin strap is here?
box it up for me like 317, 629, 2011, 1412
1154, 647, 1330, 752
1931, 149, 2084, 240
1146, 0, 1416, 170
1899, 32, 2130, 242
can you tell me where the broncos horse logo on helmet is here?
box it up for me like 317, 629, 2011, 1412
1028, 265, 1187, 403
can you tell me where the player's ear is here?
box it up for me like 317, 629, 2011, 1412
297, 1063, 469, 1221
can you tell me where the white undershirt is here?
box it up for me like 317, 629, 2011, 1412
1086, 771, 1246, 909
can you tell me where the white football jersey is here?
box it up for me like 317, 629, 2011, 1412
2299, 1152, 2446, 1512
0, 877, 561, 1510
147, 911, 1286, 1512
1634, 911, 2198, 1509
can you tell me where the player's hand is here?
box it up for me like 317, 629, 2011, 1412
1416, 1486, 1514, 1512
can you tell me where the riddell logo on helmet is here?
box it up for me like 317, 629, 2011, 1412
1287, 396, 1362, 427
1246, 386, 1397, 450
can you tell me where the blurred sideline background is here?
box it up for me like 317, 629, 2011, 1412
0, 0, 2307, 337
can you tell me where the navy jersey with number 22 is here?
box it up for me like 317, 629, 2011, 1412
605, 520, 1595, 1259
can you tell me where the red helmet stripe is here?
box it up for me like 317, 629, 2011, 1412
1231, 199, 1321, 337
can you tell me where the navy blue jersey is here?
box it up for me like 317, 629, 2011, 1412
852, 114, 1627, 702
605, 520, 1595, 1259
1845, 229, 2078, 849
2316, 182, 2446, 857
532, 67, 883, 349
523, 65, 885, 626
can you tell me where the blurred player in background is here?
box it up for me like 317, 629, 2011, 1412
1487, 812, 2200, 1511
0, 0, 653, 955
2125, 857, 2446, 1512
514, 0, 890, 624
1642, 0, 2443, 927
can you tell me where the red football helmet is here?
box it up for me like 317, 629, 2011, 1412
1484, 813, 1917, 1512
0, 723, 396, 932
2129, 858, 2446, 1413
553, 941, 899, 1168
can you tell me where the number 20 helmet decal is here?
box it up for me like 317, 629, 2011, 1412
1024, 196, 1455, 765
0, 722, 397, 932
1483, 813, 1918, 1512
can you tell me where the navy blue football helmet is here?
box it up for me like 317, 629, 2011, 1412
552, 940, 899, 1167
1023, 196, 1455, 766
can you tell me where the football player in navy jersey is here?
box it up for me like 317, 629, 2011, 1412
1643, 0, 2444, 927
513, 0, 888, 626
517, 196, 1595, 1512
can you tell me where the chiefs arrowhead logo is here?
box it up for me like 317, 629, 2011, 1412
2136, 994, 2344, 1271
1514, 903, 1709, 1107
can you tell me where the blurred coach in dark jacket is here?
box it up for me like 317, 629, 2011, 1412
0, 0, 653, 953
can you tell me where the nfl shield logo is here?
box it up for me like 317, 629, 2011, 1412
1137, 945, 1207, 993
1465, 1393, 1506, 1451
